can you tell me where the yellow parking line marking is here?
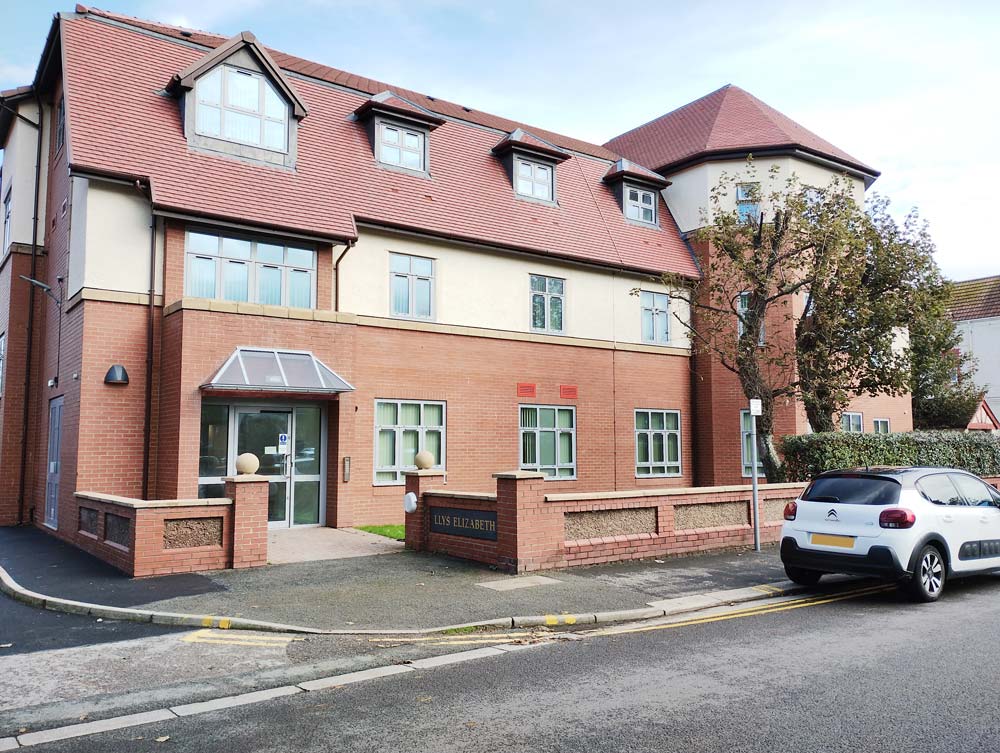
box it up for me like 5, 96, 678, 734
752, 584, 784, 594
369, 631, 537, 644
592, 584, 895, 637
182, 629, 298, 647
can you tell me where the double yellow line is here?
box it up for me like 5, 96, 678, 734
590, 583, 895, 637
183, 629, 300, 648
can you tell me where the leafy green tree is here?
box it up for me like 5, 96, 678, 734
654, 161, 940, 480
910, 281, 983, 429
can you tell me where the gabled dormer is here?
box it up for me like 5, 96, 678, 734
602, 158, 669, 227
166, 31, 308, 168
354, 91, 445, 177
492, 129, 569, 205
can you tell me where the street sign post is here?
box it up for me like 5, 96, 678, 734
749, 399, 762, 552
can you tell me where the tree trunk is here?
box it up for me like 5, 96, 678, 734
757, 432, 786, 483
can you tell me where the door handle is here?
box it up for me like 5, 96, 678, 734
942, 514, 954, 523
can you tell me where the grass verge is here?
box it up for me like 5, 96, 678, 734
357, 524, 405, 541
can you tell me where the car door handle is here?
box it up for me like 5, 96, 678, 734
942, 514, 954, 523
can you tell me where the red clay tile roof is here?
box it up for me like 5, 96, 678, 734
949, 275, 1000, 321
60, 8, 698, 278
603, 84, 878, 177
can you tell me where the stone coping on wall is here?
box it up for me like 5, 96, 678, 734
544, 481, 807, 503
425, 491, 497, 502
75, 491, 233, 509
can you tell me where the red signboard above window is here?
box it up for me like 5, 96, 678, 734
516, 383, 536, 398
559, 385, 578, 400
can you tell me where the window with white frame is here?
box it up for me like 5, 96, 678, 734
390, 253, 434, 319
55, 97, 65, 152
520, 405, 575, 478
625, 185, 657, 224
737, 292, 765, 345
874, 418, 891, 434
195, 66, 289, 152
741, 410, 764, 477
515, 159, 553, 201
841, 412, 863, 433
736, 182, 760, 223
378, 122, 426, 171
635, 409, 681, 477
374, 400, 445, 484
0, 332, 6, 394
640, 291, 670, 344
530, 274, 564, 333
185, 230, 315, 308
2, 190, 11, 251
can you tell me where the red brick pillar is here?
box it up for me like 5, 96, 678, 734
403, 470, 445, 551
225, 475, 269, 569
493, 470, 563, 573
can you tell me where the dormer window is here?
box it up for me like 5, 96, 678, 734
195, 66, 289, 152
378, 122, 426, 171
625, 185, 657, 224
516, 159, 553, 201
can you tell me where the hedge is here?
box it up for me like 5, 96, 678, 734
780, 431, 1000, 482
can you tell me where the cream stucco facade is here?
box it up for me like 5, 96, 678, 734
340, 227, 691, 348
661, 155, 867, 234
0, 99, 49, 252
957, 316, 1000, 408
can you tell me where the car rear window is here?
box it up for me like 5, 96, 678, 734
802, 475, 901, 505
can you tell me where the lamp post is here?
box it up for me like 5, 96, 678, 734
19, 274, 63, 387
749, 398, 762, 552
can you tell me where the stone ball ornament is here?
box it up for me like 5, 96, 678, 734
235, 452, 260, 475
414, 450, 434, 470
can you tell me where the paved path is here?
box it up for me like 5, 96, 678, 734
267, 527, 403, 564
0, 526, 787, 631
17, 571, 1000, 751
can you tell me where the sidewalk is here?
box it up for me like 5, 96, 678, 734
0, 526, 788, 631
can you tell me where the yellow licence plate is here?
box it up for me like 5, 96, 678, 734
811, 533, 855, 549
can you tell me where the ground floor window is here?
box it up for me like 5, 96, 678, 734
374, 400, 446, 484
520, 405, 576, 479
873, 418, 890, 434
741, 410, 764, 477
841, 412, 863, 433
635, 409, 681, 477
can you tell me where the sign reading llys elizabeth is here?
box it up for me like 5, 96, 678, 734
429, 507, 497, 541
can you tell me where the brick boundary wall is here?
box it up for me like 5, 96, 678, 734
74, 474, 269, 577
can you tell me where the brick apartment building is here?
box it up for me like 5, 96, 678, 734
0, 6, 912, 550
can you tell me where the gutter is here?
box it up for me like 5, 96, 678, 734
333, 239, 355, 311
16, 91, 44, 525
135, 180, 156, 499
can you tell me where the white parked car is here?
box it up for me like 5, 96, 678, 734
780, 467, 1000, 601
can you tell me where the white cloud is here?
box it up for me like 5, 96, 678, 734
0, 61, 36, 89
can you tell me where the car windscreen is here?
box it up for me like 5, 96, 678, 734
802, 475, 901, 505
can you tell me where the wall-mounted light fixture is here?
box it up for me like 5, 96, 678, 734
104, 365, 129, 385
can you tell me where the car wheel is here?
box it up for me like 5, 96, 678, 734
784, 564, 823, 586
908, 544, 946, 602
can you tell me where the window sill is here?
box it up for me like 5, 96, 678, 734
390, 313, 436, 323
376, 162, 431, 180
530, 328, 566, 337
514, 193, 559, 208
625, 218, 660, 230
635, 473, 683, 480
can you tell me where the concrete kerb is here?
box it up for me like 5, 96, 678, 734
0, 562, 811, 637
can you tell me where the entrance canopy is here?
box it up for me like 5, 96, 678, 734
203, 347, 354, 395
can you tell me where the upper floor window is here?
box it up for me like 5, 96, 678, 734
641, 291, 669, 344
520, 405, 576, 479
625, 185, 656, 224
195, 66, 289, 152
841, 412, 863, 433
390, 253, 434, 319
0, 332, 6, 395
737, 292, 765, 345
635, 409, 681, 477
530, 274, 564, 334
874, 418, 890, 434
2, 190, 11, 251
185, 230, 315, 308
378, 122, 426, 171
515, 159, 553, 201
736, 182, 760, 223
55, 97, 65, 152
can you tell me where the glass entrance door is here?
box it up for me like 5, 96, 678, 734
229, 406, 325, 528
237, 409, 292, 527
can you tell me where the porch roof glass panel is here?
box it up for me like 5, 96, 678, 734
202, 347, 354, 394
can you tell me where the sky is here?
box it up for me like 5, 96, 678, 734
2, 0, 997, 282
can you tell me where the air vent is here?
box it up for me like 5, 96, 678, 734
516, 383, 536, 398
559, 385, 578, 399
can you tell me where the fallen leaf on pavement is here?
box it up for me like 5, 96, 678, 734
156, 736, 170, 743
0, 643, 12, 648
